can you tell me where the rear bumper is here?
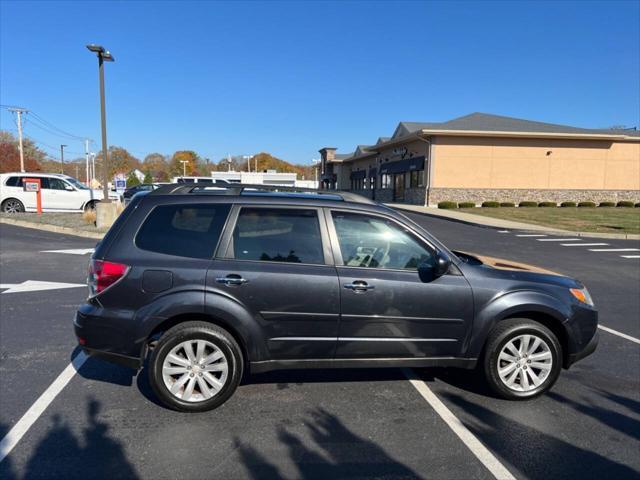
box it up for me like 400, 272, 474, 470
81, 346, 142, 369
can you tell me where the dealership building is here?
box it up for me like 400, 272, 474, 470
318, 112, 640, 205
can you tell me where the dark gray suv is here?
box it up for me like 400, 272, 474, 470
74, 184, 598, 411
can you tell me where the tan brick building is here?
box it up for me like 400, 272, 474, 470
319, 113, 640, 205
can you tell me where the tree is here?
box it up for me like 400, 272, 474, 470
143, 170, 153, 184
169, 150, 199, 177
94, 146, 140, 178
0, 131, 45, 173
126, 171, 141, 187
143, 153, 169, 181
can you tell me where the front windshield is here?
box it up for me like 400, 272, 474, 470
64, 176, 89, 190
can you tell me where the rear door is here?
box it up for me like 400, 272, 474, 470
327, 209, 473, 359
208, 205, 340, 359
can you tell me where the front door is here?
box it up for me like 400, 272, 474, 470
393, 173, 405, 202
328, 210, 473, 358
207, 205, 340, 359
44, 177, 84, 210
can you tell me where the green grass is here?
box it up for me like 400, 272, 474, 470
458, 207, 640, 234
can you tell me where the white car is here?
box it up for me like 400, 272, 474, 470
0, 172, 120, 213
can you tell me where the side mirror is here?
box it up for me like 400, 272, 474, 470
65, 185, 75, 191
418, 252, 451, 283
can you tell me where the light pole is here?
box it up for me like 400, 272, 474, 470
312, 158, 321, 188
243, 155, 253, 173
60, 144, 67, 173
86, 44, 115, 202
180, 160, 188, 178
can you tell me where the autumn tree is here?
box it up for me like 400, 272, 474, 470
126, 171, 141, 187
169, 150, 199, 177
143, 153, 169, 181
0, 131, 45, 173
94, 146, 140, 178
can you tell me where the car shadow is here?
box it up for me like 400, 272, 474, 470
72, 347, 136, 387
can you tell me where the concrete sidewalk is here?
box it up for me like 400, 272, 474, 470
387, 203, 640, 240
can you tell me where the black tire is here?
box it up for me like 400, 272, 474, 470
483, 318, 562, 400
2, 198, 25, 213
84, 201, 97, 212
149, 321, 243, 412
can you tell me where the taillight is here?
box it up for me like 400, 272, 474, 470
88, 259, 129, 295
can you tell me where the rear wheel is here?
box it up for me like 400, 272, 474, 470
84, 201, 97, 212
483, 319, 562, 399
149, 321, 243, 412
2, 198, 25, 213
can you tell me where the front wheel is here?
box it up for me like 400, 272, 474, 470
483, 319, 562, 399
149, 322, 243, 412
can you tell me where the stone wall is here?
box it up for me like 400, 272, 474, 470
428, 188, 640, 206
404, 187, 427, 205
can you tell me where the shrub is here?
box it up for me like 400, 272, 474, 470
539, 201, 557, 207
578, 201, 596, 208
438, 201, 458, 209
636, 202, 640, 208
82, 209, 97, 225
481, 201, 500, 208
599, 201, 616, 207
458, 202, 476, 208
500, 202, 515, 207
519, 201, 538, 207
560, 201, 576, 207
616, 201, 634, 208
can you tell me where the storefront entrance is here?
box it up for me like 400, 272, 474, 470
393, 173, 405, 202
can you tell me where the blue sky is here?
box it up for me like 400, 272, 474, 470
1, 0, 638, 165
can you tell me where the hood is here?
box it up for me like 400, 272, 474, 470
454, 250, 581, 288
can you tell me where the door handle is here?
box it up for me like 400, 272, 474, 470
216, 275, 248, 286
344, 281, 375, 293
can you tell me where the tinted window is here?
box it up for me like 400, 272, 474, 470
48, 178, 69, 190
5, 176, 22, 187
332, 212, 432, 270
136, 204, 230, 259
232, 208, 324, 264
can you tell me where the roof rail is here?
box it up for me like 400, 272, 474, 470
149, 182, 377, 205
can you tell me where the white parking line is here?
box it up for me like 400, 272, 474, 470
560, 243, 608, 247
403, 369, 516, 480
0, 352, 87, 463
588, 248, 640, 252
621, 255, 640, 259
516, 234, 546, 237
598, 325, 640, 345
498, 230, 510, 233
537, 238, 580, 242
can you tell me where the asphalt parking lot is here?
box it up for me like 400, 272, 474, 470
0, 215, 638, 480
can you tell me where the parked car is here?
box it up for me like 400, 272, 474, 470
75, 184, 598, 412
0, 172, 121, 213
122, 183, 160, 204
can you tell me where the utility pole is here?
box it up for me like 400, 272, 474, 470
180, 160, 188, 178
8, 108, 28, 172
60, 144, 67, 173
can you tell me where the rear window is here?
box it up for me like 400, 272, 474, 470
136, 204, 230, 259
5, 176, 23, 187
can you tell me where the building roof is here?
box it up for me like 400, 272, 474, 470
393, 112, 640, 139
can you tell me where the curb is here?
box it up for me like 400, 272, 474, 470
0, 217, 105, 240
389, 205, 640, 240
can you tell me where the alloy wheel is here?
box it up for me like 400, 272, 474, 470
3, 200, 22, 213
161, 339, 229, 402
497, 334, 553, 392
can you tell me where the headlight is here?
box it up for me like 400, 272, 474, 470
570, 287, 594, 306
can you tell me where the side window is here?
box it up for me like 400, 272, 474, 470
5, 176, 22, 187
232, 208, 324, 264
47, 178, 68, 190
331, 212, 432, 270
136, 204, 231, 259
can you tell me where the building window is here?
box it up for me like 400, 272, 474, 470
381, 174, 392, 189
409, 170, 425, 188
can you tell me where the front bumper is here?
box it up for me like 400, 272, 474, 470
566, 330, 598, 367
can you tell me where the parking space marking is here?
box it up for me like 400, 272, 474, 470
537, 238, 580, 242
0, 352, 87, 463
560, 243, 608, 247
598, 325, 640, 345
516, 234, 546, 237
621, 255, 640, 259
588, 248, 640, 252
403, 369, 516, 480
498, 230, 510, 233
0, 280, 86, 294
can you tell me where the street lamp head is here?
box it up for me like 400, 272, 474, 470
102, 51, 115, 62
86, 44, 105, 54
